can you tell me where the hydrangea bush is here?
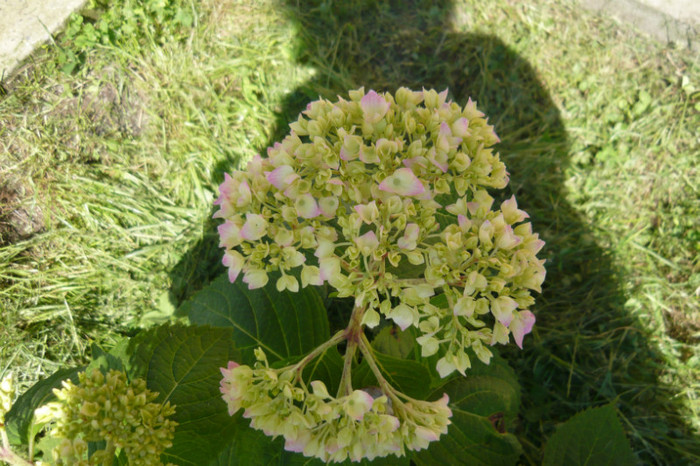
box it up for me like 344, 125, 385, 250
0, 88, 557, 465
215, 88, 545, 462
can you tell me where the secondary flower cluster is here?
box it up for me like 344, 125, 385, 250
214, 88, 545, 376
40, 369, 177, 465
220, 349, 451, 462
0, 373, 12, 424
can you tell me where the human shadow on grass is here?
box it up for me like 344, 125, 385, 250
168, 0, 699, 462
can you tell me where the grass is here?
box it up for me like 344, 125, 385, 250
1, 0, 698, 463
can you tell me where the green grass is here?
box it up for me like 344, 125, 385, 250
1, 0, 698, 463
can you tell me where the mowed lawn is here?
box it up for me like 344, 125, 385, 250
0, 0, 698, 463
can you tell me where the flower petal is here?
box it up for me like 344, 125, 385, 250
378, 168, 425, 197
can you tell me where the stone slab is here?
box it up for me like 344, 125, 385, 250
0, 0, 86, 79
583, 0, 699, 51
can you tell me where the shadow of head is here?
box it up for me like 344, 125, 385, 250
169, 0, 699, 460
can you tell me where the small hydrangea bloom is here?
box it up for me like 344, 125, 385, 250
42, 369, 177, 465
220, 349, 451, 463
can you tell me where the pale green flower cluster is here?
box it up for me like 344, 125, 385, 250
215, 87, 545, 376
220, 349, 451, 462
42, 369, 176, 465
0, 373, 12, 424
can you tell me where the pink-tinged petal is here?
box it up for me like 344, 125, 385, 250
240, 214, 267, 241
478, 219, 494, 245
439, 121, 451, 137
339, 146, 351, 161
319, 196, 339, 217
388, 304, 415, 331
415, 426, 439, 443
354, 230, 379, 254
246, 154, 265, 177
212, 202, 233, 219
458, 214, 471, 231
319, 257, 341, 282
360, 90, 390, 124
496, 225, 522, 250
465, 97, 485, 117
451, 117, 470, 138
217, 173, 235, 199
378, 168, 425, 197
218, 221, 242, 248
265, 165, 298, 190
345, 390, 374, 421
491, 296, 518, 326
359, 145, 380, 164
295, 193, 320, 219
385, 415, 401, 432
427, 148, 449, 173
531, 239, 546, 254
398, 223, 420, 250
438, 88, 449, 104
222, 250, 245, 283
402, 156, 428, 169
501, 195, 530, 224
235, 181, 252, 207
284, 437, 306, 453
510, 310, 536, 349
353, 201, 378, 224
436, 393, 450, 409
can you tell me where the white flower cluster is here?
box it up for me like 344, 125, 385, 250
220, 349, 451, 463
214, 88, 545, 376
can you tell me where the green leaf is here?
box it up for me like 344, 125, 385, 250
371, 326, 416, 359
5, 366, 84, 445
542, 404, 636, 466
412, 357, 522, 466
186, 272, 330, 365
353, 349, 433, 399
128, 324, 240, 465
86, 337, 131, 375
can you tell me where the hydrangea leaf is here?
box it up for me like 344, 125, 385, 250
186, 272, 330, 365
412, 356, 522, 466
542, 404, 636, 466
128, 324, 240, 465
371, 326, 416, 359
4, 366, 84, 445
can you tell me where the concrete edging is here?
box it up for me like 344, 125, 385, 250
0, 0, 87, 79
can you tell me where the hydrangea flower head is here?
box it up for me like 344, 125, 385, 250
215, 87, 544, 366
215, 88, 545, 462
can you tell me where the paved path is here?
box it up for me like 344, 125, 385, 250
584, 0, 698, 50
0, 0, 86, 79
0, 0, 698, 80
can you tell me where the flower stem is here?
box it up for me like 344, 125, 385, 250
336, 304, 366, 397
0, 445, 33, 466
293, 330, 345, 380
104, 439, 116, 466
337, 339, 357, 397
357, 334, 406, 416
